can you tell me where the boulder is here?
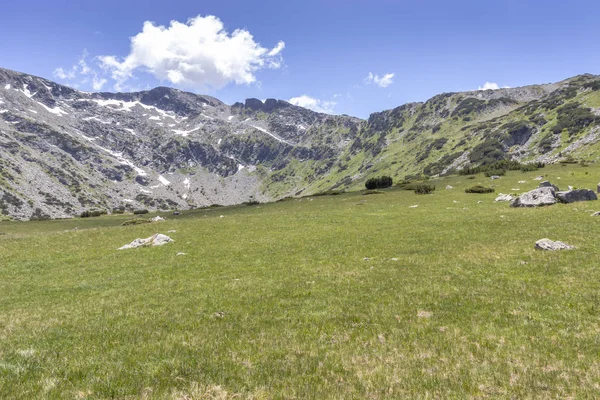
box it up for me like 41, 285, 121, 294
535, 238, 575, 251
556, 189, 598, 204
150, 216, 165, 222
510, 187, 556, 207
490, 175, 501, 180
495, 193, 514, 202
445, 185, 453, 190
533, 176, 544, 181
590, 211, 600, 216
539, 181, 559, 191
118, 234, 174, 250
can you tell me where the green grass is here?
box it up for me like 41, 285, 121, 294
2, 165, 600, 398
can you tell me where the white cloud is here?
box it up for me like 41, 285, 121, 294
98, 15, 285, 90
478, 82, 510, 90
289, 95, 337, 114
53, 50, 107, 90
365, 72, 395, 88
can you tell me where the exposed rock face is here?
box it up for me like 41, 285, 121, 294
118, 233, 173, 250
556, 189, 598, 203
0, 67, 362, 220
495, 193, 514, 202
510, 187, 557, 207
535, 238, 575, 251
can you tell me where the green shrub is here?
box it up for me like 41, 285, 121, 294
312, 190, 344, 197
122, 218, 151, 226
133, 209, 149, 215
552, 102, 598, 136
112, 207, 125, 214
484, 169, 506, 177
465, 185, 495, 194
362, 190, 384, 195
365, 176, 393, 190
414, 184, 435, 194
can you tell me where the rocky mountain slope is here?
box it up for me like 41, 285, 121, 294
1, 67, 599, 220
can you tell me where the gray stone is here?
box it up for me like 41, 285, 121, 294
445, 185, 453, 190
150, 216, 165, 222
591, 211, 600, 216
495, 193, 514, 202
510, 187, 557, 207
539, 181, 560, 191
490, 175, 501, 180
533, 176, 544, 181
535, 238, 575, 251
118, 233, 174, 250
556, 189, 598, 204
597, 183, 600, 193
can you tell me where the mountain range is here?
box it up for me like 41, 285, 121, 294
1, 67, 599, 220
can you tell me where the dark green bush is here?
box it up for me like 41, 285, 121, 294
122, 218, 151, 226
365, 176, 393, 190
362, 190, 384, 195
133, 209, 149, 215
112, 207, 125, 214
552, 102, 598, 136
414, 184, 435, 194
465, 185, 495, 194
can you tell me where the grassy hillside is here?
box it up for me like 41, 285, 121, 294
1, 164, 600, 398
266, 75, 600, 197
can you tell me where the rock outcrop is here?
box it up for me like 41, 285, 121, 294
535, 238, 575, 251
556, 189, 598, 203
510, 187, 557, 207
118, 233, 174, 250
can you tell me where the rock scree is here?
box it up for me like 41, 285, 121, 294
535, 238, 576, 251
118, 234, 174, 250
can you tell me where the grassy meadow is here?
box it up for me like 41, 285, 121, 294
1, 164, 600, 398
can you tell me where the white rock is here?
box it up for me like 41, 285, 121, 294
219, 215, 224, 218
518, 180, 527, 184
535, 238, 575, 251
511, 187, 556, 207
118, 234, 174, 250
495, 193, 515, 202
409, 204, 418, 208
151, 216, 165, 222
533, 176, 544, 181
445, 185, 453, 190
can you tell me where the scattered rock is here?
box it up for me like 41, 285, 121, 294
409, 204, 418, 208
445, 185, 453, 190
173, 211, 181, 216
556, 189, 598, 204
363, 257, 371, 261
214, 311, 226, 318
518, 180, 527, 184
477, 201, 483, 204
490, 175, 501, 180
568, 185, 573, 190
533, 176, 544, 181
150, 216, 165, 222
539, 181, 560, 191
417, 310, 432, 318
510, 187, 557, 207
535, 238, 575, 251
453, 200, 459, 204
167, 230, 177, 233
219, 215, 224, 218
118, 234, 174, 250
390, 258, 399, 261
176, 252, 187, 256
591, 211, 600, 216
495, 193, 514, 202
597, 183, 600, 193
519, 260, 528, 265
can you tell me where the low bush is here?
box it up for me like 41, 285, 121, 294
80, 209, 107, 218
133, 209, 149, 215
465, 185, 495, 194
362, 190, 384, 195
365, 176, 393, 190
414, 184, 435, 195
122, 218, 151, 226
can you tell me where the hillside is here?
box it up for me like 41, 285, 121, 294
1, 68, 600, 220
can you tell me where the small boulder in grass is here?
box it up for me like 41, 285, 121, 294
151, 216, 165, 222
535, 238, 575, 251
495, 193, 514, 202
118, 234, 174, 250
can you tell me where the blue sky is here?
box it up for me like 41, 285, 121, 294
1, 0, 599, 118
